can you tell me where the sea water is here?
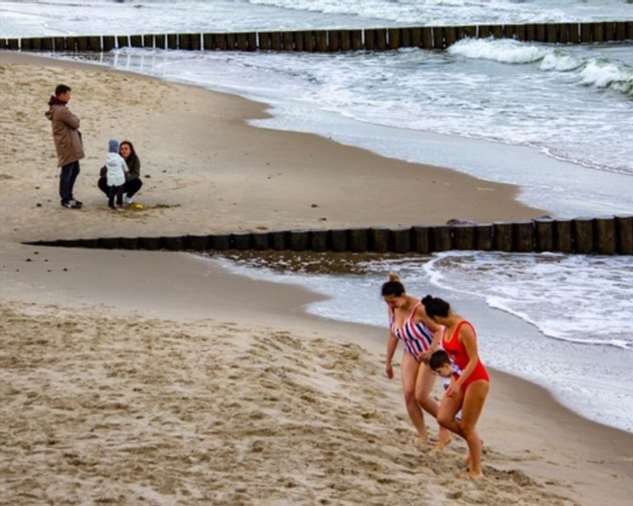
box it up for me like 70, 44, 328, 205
2, 0, 633, 36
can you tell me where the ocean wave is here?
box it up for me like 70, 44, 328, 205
450, 38, 633, 97
448, 37, 548, 63
246, 0, 633, 24
423, 251, 633, 351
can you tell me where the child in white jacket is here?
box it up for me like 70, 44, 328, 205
105, 139, 127, 209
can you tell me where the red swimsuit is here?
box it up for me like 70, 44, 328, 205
442, 320, 489, 391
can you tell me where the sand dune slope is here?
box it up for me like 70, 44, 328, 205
0, 301, 574, 505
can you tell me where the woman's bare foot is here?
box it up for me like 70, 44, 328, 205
467, 469, 484, 480
414, 433, 429, 448
434, 432, 452, 451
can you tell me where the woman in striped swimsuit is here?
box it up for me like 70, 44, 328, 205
382, 273, 450, 448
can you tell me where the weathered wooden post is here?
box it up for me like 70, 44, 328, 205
210, 234, 231, 251
167, 34, 178, 49
349, 229, 369, 252
453, 225, 475, 250
593, 22, 605, 42
432, 27, 445, 48
251, 233, 270, 250
231, 233, 252, 250
289, 231, 309, 251
130, 35, 143, 48
546, 24, 558, 43
430, 226, 452, 252
351, 30, 363, 50
535, 218, 554, 252
554, 220, 573, 253
573, 218, 595, 253
339, 30, 351, 51
282, 31, 295, 51
616, 216, 633, 254
310, 230, 329, 252
316, 31, 328, 51
388, 28, 401, 49
411, 27, 423, 47
371, 229, 391, 253
412, 226, 430, 254
331, 230, 349, 252
376, 29, 387, 50
328, 30, 340, 51
186, 235, 208, 251
270, 231, 287, 251
580, 23, 593, 43
493, 223, 513, 252
391, 229, 412, 253
457, 25, 476, 40
139, 237, 161, 251
514, 221, 534, 252
479, 25, 492, 38
103, 36, 115, 51
191, 33, 201, 50
475, 224, 494, 251
445, 26, 457, 47
595, 217, 616, 255
258, 32, 272, 50
400, 28, 412, 47
421, 27, 433, 49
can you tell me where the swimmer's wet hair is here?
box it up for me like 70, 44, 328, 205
429, 350, 451, 371
381, 272, 405, 297
422, 295, 450, 318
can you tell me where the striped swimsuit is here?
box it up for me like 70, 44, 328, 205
390, 301, 434, 362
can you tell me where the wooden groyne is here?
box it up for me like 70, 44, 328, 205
2, 21, 632, 53
26, 216, 633, 256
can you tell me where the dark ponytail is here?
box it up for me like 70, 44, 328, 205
381, 272, 405, 297
422, 295, 450, 318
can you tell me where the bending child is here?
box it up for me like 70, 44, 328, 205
104, 139, 127, 210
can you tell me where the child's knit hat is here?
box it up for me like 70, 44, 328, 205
108, 139, 119, 153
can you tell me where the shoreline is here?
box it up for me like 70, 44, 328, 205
0, 50, 546, 246
1, 51, 631, 504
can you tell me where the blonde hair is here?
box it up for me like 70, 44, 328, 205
388, 272, 400, 283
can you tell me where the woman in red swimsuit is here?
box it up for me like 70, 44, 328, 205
422, 295, 490, 478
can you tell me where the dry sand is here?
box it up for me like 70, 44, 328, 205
0, 51, 631, 506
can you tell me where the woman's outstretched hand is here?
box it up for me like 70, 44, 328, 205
385, 362, 394, 379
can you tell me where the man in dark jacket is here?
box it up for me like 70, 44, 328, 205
45, 84, 85, 209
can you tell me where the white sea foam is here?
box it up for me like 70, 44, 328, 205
448, 38, 547, 64
450, 37, 633, 97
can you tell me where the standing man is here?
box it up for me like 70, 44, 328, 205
46, 84, 84, 209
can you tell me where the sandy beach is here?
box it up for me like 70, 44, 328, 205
1, 51, 631, 505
